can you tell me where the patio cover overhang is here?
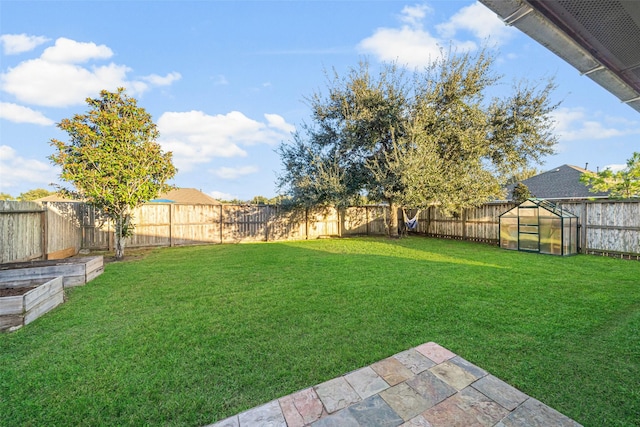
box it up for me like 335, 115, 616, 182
479, 0, 640, 114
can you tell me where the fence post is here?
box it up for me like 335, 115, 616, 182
219, 204, 224, 244
41, 207, 48, 260
265, 205, 270, 242
169, 204, 174, 247
580, 201, 588, 253
462, 209, 467, 241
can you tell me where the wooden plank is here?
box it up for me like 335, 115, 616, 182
24, 289, 64, 325
24, 277, 63, 312
24, 293, 61, 325
0, 314, 24, 331
0, 264, 83, 283
0, 295, 24, 316
46, 247, 77, 260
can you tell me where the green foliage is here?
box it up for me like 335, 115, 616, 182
504, 166, 541, 185
580, 152, 640, 199
511, 182, 532, 204
0, 192, 15, 201
250, 195, 269, 205
1, 238, 638, 426
17, 188, 54, 201
278, 51, 558, 235
49, 88, 177, 259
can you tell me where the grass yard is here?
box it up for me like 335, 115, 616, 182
1, 237, 639, 426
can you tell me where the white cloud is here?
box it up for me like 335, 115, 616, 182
358, 27, 451, 68
399, 4, 431, 28
552, 107, 640, 141
265, 113, 296, 134
0, 102, 54, 126
157, 110, 294, 171
0, 145, 57, 190
0, 37, 180, 108
212, 165, 259, 180
0, 33, 50, 54
358, 1, 512, 68
40, 37, 113, 63
2, 59, 131, 107
142, 72, 182, 86
436, 2, 514, 44
209, 190, 238, 201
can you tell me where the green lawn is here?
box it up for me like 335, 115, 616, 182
1, 237, 638, 426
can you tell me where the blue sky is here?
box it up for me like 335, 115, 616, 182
1, 1, 639, 201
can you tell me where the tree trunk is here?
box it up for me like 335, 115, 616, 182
114, 212, 129, 261
388, 200, 399, 238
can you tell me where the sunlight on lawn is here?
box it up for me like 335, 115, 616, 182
283, 238, 507, 269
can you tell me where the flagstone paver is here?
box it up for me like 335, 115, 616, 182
415, 342, 456, 364
379, 382, 431, 421
406, 370, 457, 409
238, 400, 286, 427
208, 415, 239, 427
422, 387, 509, 427
393, 348, 436, 374
429, 360, 478, 391
371, 357, 415, 386
496, 397, 582, 427
449, 355, 488, 379
313, 377, 360, 414
344, 366, 390, 399
401, 414, 434, 426
204, 342, 582, 427
279, 388, 324, 427
346, 395, 404, 427
310, 409, 360, 427
472, 374, 529, 411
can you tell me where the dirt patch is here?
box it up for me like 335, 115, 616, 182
81, 247, 160, 264
0, 287, 36, 297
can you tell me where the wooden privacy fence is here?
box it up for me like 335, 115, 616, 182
0, 201, 83, 264
1, 200, 639, 263
78, 203, 389, 249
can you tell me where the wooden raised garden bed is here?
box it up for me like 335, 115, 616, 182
0, 256, 103, 288
0, 276, 64, 332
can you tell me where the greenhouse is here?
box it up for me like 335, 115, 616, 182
499, 199, 579, 256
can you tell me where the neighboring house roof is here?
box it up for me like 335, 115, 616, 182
506, 164, 610, 200
35, 194, 80, 202
151, 188, 221, 205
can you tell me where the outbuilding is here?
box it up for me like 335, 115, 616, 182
499, 199, 579, 256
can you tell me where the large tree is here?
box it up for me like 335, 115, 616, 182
50, 88, 177, 260
278, 51, 558, 236
580, 152, 640, 199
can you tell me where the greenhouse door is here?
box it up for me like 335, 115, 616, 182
518, 205, 539, 252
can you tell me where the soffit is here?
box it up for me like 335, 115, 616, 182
479, 0, 640, 113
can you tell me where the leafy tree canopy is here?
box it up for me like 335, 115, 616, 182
511, 182, 532, 204
278, 50, 558, 236
581, 152, 640, 199
505, 166, 541, 185
49, 88, 177, 259
0, 193, 15, 201
18, 188, 54, 201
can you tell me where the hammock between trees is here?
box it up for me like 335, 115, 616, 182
403, 209, 420, 231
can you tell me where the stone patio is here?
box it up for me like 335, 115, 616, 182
206, 342, 582, 427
